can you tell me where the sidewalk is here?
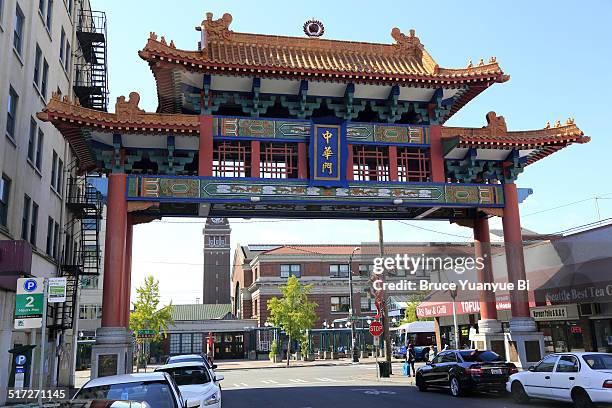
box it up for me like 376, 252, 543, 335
214, 357, 424, 372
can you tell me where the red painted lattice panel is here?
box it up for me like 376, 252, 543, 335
397, 147, 430, 182
260, 143, 298, 179
212, 141, 251, 177
352, 145, 390, 181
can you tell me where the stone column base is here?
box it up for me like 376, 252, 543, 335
478, 319, 502, 334
504, 331, 544, 369
509, 316, 538, 333
91, 327, 134, 379
471, 332, 507, 359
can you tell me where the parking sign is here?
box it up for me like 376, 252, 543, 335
14, 278, 45, 330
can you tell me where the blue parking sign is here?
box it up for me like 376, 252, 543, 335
23, 279, 37, 292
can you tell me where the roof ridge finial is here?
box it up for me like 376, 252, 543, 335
197, 12, 233, 49
467, 59, 473, 68
391, 27, 423, 59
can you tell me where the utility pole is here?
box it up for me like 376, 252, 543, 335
377, 221, 392, 366
348, 247, 360, 363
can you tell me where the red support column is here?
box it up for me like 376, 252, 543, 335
388, 145, 398, 181
502, 182, 530, 319
298, 142, 308, 179
101, 173, 127, 328
474, 216, 498, 321
429, 125, 445, 182
122, 216, 133, 327
199, 115, 213, 176
346, 144, 354, 181
251, 140, 261, 178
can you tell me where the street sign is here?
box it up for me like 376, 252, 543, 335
14, 278, 44, 330
136, 329, 156, 339
373, 335, 380, 346
48, 278, 67, 303
369, 321, 383, 337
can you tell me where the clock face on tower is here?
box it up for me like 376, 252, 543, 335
210, 218, 224, 224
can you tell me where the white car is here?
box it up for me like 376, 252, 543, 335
73, 372, 186, 408
506, 352, 612, 408
155, 362, 223, 408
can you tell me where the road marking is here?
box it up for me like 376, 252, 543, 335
289, 379, 308, 383
261, 380, 278, 384
351, 389, 397, 395
315, 377, 335, 382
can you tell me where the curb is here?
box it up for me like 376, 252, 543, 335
216, 360, 406, 371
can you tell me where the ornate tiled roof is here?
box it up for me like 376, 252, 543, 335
36, 92, 200, 172
171, 303, 232, 321
442, 112, 589, 164
139, 13, 507, 85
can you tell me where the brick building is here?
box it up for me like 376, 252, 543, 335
231, 243, 483, 329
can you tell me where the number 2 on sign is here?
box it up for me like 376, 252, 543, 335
25, 296, 34, 308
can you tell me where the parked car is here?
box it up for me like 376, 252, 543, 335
507, 352, 612, 408
166, 354, 217, 376
155, 362, 223, 408
73, 372, 185, 408
416, 349, 518, 397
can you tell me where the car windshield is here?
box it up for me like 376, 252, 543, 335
583, 354, 612, 370
459, 350, 502, 362
169, 356, 206, 365
75, 380, 177, 408
159, 366, 212, 386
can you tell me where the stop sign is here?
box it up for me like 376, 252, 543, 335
369, 321, 383, 337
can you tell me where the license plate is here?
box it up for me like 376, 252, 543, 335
491, 369, 502, 375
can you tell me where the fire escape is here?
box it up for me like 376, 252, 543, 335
74, 8, 108, 111
52, 177, 103, 330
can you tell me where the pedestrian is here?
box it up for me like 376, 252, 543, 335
407, 344, 416, 377
428, 345, 435, 362
207, 349, 214, 366
442, 343, 448, 351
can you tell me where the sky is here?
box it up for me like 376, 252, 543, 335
96, 0, 612, 305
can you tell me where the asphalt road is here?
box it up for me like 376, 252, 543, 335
220, 364, 569, 408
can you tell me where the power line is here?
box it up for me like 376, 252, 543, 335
392, 220, 471, 239
523, 192, 612, 217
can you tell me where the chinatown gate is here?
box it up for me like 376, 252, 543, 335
38, 13, 588, 376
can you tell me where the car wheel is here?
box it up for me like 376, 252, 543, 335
511, 381, 529, 404
416, 374, 427, 392
449, 376, 463, 397
572, 388, 594, 408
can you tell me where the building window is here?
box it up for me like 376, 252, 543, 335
46, 217, 53, 255
181, 333, 192, 354
81, 276, 98, 289
6, 86, 18, 138
38, 0, 45, 16
41, 60, 49, 98
0, 175, 10, 228
13, 5, 25, 55
329, 264, 350, 278
67, 0, 73, 16
260, 142, 298, 179
30, 202, 38, 246
353, 145, 389, 181
398, 147, 430, 182
359, 264, 374, 276
79, 304, 102, 320
170, 334, 180, 354
64, 41, 71, 72
57, 158, 64, 194
331, 296, 350, 313
280, 264, 300, 278
59, 28, 65, 64
28, 119, 37, 162
51, 151, 58, 189
34, 45, 42, 87
0, 0, 4, 24
192, 333, 203, 353
36, 130, 44, 169
45, 0, 53, 31
212, 141, 251, 177
208, 235, 226, 247
360, 296, 374, 312
21, 195, 30, 240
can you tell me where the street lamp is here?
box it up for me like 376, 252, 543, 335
449, 287, 459, 349
348, 246, 360, 362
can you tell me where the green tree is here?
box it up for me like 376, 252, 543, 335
401, 294, 433, 324
129, 276, 174, 342
267, 275, 317, 367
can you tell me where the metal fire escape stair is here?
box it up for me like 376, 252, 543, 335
74, 9, 108, 111
51, 177, 103, 331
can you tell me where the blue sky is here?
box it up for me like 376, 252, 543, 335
97, 0, 612, 304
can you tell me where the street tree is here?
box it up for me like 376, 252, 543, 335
267, 275, 317, 367
402, 294, 433, 324
129, 275, 174, 341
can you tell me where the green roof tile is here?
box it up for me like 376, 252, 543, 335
171, 304, 232, 321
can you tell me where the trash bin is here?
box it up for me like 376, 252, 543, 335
378, 361, 391, 378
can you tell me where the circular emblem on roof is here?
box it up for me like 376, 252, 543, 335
303, 19, 324, 37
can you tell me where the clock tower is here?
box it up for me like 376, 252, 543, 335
202, 218, 231, 304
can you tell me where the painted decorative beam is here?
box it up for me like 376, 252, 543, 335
126, 175, 504, 207
369, 85, 411, 123
201, 74, 228, 114
324, 83, 367, 120
232, 77, 277, 117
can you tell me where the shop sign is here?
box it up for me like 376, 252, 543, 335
530, 306, 567, 321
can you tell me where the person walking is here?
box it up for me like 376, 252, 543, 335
407, 344, 416, 377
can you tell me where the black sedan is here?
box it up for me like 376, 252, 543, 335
416, 349, 518, 397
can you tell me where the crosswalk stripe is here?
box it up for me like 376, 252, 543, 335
316, 377, 334, 382
289, 379, 308, 383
